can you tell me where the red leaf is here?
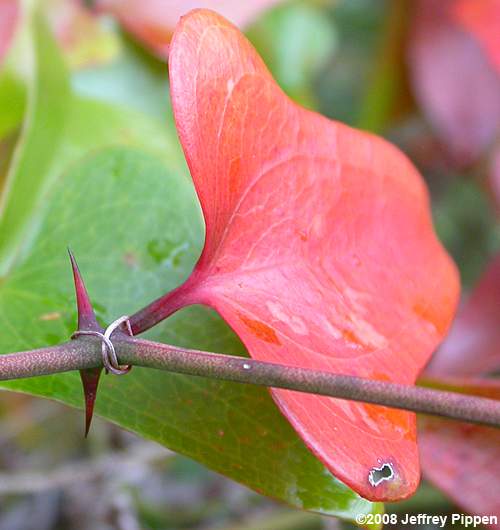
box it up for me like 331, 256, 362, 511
419, 419, 500, 528
420, 254, 500, 525
409, 0, 500, 166
425, 252, 500, 378
130, 9, 459, 501
0, 0, 18, 64
94, 0, 283, 60
453, 0, 500, 74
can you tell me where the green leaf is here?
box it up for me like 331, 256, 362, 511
0, 14, 183, 276
0, 15, 70, 275
0, 71, 26, 139
0, 148, 381, 523
0, 10, 382, 524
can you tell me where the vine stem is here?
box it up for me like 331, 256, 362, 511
0, 335, 499, 428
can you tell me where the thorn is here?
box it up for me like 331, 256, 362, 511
69, 250, 102, 437
79, 368, 102, 437
68, 248, 97, 331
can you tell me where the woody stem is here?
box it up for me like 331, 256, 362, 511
0, 335, 499, 427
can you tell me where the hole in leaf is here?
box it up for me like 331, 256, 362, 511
368, 463, 394, 487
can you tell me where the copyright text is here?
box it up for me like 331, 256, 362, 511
356, 513, 498, 527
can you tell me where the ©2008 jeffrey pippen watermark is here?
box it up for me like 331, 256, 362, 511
356, 512, 499, 527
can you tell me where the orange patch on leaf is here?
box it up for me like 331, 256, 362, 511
238, 314, 281, 345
